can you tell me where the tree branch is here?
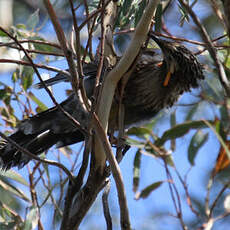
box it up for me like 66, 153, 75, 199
178, 0, 230, 97
94, 0, 160, 170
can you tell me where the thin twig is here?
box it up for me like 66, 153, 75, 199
102, 179, 113, 230
43, 0, 79, 95
68, 0, 91, 112
209, 183, 230, 218
0, 39, 61, 49
0, 58, 70, 75
174, 167, 200, 218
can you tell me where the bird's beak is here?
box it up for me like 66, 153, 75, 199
148, 33, 167, 50
148, 33, 175, 86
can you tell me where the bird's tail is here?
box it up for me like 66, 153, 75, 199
0, 94, 87, 170
33, 72, 69, 89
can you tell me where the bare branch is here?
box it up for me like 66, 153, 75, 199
43, 0, 79, 95
0, 58, 70, 75
102, 179, 112, 230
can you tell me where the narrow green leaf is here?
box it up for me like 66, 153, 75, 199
0, 222, 16, 229
0, 179, 30, 202
126, 138, 145, 148
30, 36, 56, 52
24, 206, 39, 230
215, 119, 226, 140
27, 9, 40, 30
178, 4, 189, 26
0, 89, 7, 100
185, 103, 200, 121
0, 30, 7, 37
0, 170, 28, 186
134, 0, 147, 26
28, 92, 48, 111
133, 150, 141, 192
21, 67, 34, 90
170, 111, 176, 151
188, 130, 209, 165
126, 126, 152, 139
155, 120, 209, 146
136, 181, 163, 199
170, 111, 176, 127
122, 0, 133, 16
220, 106, 229, 125
155, 3, 163, 32
12, 71, 19, 83
16, 24, 27, 30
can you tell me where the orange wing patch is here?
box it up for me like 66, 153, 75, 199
163, 71, 172, 87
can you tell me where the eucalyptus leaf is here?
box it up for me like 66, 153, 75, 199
133, 150, 141, 192
23, 206, 39, 230
0, 170, 28, 186
155, 120, 209, 147
27, 9, 40, 30
28, 92, 48, 111
188, 130, 209, 165
136, 181, 163, 199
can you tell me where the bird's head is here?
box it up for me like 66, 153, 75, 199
148, 33, 204, 91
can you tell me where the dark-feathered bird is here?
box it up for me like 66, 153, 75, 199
0, 34, 204, 169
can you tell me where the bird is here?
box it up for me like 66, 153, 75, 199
0, 33, 204, 170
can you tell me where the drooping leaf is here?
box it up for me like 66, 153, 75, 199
122, 0, 133, 16
155, 3, 163, 32
135, 181, 164, 199
28, 92, 48, 112
0, 179, 30, 202
185, 103, 200, 121
0, 89, 7, 100
0, 170, 28, 186
16, 24, 27, 30
0, 30, 7, 37
29, 36, 57, 52
215, 117, 226, 141
188, 130, 209, 165
126, 126, 152, 139
21, 67, 34, 90
219, 105, 229, 128
133, 150, 141, 192
134, 0, 147, 26
178, 3, 189, 26
27, 9, 40, 30
125, 138, 145, 148
170, 111, 176, 151
155, 120, 209, 147
23, 206, 39, 230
